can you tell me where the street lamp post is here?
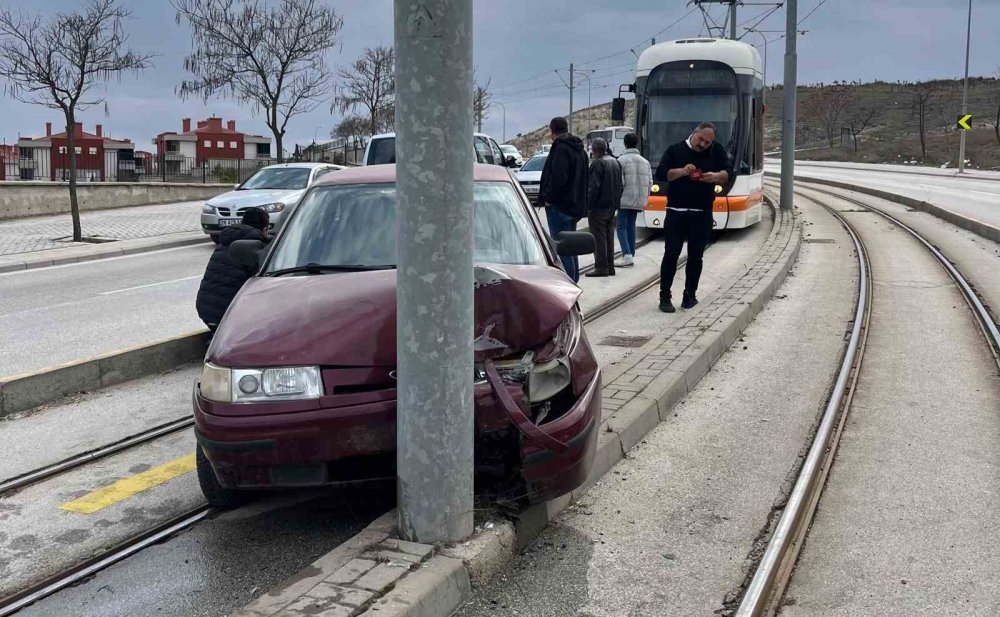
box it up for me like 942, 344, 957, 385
958, 0, 972, 173
312, 125, 326, 162
495, 101, 506, 142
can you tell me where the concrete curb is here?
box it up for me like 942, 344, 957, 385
0, 329, 207, 418
235, 199, 803, 617
0, 232, 210, 274
764, 170, 1000, 244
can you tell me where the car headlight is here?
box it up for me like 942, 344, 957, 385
199, 363, 323, 403
262, 202, 286, 213
202, 204, 215, 214
552, 307, 582, 357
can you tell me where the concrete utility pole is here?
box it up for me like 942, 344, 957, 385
394, 0, 475, 544
779, 0, 797, 211
568, 63, 575, 135
730, 0, 737, 39
958, 0, 972, 173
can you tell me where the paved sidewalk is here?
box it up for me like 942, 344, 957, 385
0, 200, 204, 256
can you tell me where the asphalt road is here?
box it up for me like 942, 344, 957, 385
766, 159, 1000, 229
0, 243, 213, 376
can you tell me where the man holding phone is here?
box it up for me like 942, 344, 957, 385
654, 122, 731, 313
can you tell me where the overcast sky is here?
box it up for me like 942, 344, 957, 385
2, 0, 998, 152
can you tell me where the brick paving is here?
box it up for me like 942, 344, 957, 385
0, 201, 203, 256
599, 209, 799, 417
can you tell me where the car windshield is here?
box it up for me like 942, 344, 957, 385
266, 182, 547, 272
367, 138, 396, 165
500, 145, 518, 155
520, 156, 547, 172
240, 167, 311, 190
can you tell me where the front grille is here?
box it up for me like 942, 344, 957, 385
215, 206, 250, 218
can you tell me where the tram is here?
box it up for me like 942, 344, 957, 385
612, 38, 765, 230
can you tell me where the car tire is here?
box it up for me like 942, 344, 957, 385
210, 235, 221, 245
196, 447, 247, 510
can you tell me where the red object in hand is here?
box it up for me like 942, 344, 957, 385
689, 169, 704, 181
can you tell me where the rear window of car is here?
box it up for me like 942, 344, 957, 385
366, 138, 396, 165
520, 156, 546, 172
266, 182, 547, 271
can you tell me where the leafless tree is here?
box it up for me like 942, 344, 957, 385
474, 75, 492, 133
336, 46, 394, 137
173, 0, 343, 162
333, 115, 368, 144
905, 81, 943, 159
844, 90, 883, 153
0, 0, 151, 241
800, 86, 852, 147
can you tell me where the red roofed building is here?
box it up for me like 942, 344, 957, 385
16, 122, 135, 181
154, 117, 272, 166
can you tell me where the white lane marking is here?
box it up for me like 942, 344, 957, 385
99, 275, 201, 295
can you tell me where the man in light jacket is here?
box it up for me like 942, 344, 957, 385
615, 133, 653, 268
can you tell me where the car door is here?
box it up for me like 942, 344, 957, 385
474, 136, 495, 165
488, 138, 506, 166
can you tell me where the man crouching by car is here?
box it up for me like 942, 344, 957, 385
196, 207, 270, 332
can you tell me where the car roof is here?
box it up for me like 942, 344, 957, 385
370, 132, 497, 140
313, 163, 513, 187
261, 162, 342, 169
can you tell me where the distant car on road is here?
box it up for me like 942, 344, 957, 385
533, 144, 551, 157
516, 154, 547, 203
362, 132, 517, 168
500, 144, 524, 167
193, 163, 599, 510
200, 162, 343, 243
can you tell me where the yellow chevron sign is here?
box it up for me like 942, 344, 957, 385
957, 114, 973, 130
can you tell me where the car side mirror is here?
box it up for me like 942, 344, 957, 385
229, 239, 266, 270
555, 231, 595, 257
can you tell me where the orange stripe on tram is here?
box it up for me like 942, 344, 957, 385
644, 191, 763, 213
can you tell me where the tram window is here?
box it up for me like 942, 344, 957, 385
644, 95, 736, 161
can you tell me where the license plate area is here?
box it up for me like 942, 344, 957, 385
218, 218, 238, 227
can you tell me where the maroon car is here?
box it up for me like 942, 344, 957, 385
193, 164, 601, 509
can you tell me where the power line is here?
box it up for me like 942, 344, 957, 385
799, 0, 829, 25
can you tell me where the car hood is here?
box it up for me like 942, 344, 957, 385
209, 264, 581, 368
208, 188, 304, 208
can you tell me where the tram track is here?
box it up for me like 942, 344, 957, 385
736, 181, 1000, 616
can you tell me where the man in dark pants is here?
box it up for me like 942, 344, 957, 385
537, 116, 589, 283
655, 122, 731, 313
585, 138, 623, 277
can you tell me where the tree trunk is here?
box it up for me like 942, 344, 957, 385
274, 132, 284, 163
994, 103, 1000, 148
853, 131, 859, 152
65, 112, 82, 242
918, 109, 927, 158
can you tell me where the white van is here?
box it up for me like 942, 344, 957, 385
585, 126, 632, 157
362, 132, 515, 167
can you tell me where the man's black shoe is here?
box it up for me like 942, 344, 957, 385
681, 292, 698, 309
585, 271, 610, 278
659, 298, 676, 313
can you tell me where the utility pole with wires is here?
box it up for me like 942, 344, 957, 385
555, 64, 596, 135
779, 0, 797, 212
569, 63, 574, 134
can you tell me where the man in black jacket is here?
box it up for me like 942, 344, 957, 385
585, 138, 623, 277
196, 207, 270, 331
655, 122, 731, 313
537, 116, 589, 283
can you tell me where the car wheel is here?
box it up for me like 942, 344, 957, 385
196, 447, 247, 510
210, 235, 221, 245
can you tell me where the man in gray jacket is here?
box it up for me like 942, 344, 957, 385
615, 133, 653, 268
586, 138, 623, 277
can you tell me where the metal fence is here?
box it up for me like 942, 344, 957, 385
2, 150, 277, 184
298, 138, 367, 166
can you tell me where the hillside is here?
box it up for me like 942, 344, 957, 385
511, 77, 1000, 170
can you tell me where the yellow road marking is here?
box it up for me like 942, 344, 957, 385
60, 453, 197, 514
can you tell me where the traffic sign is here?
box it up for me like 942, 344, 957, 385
957, 114, 973, 130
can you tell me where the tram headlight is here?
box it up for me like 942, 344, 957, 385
651, 184, 660, 193
714, 184, 722, 194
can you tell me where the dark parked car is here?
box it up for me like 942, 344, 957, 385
193, 164, 600, 508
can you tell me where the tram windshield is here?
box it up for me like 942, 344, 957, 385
645, 94, 737, 162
